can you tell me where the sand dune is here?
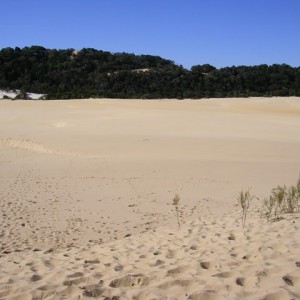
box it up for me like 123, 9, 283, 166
0, 97, 299, 299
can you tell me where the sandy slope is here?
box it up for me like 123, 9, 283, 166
0, 97, 300, 299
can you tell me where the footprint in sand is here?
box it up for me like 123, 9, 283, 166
109, 274, 149, 288
212, 271, 233, 278
282, 274, 298, 286
167, 265, 190, 276
188, 291, 218, 300
262, 290, 293, 300
30, 274, 43, 282
235, 276, 258, 288
63, 274, 89, 286
159, 279, 196, 289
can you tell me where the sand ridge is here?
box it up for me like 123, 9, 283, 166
0, 137, 101, 158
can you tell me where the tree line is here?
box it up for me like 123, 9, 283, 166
0, 46, 299, 99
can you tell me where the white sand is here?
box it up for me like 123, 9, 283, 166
0, 97, 299, 299
0, 89, 45, 100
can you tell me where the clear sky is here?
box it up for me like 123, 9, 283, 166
1, 0, 299, 69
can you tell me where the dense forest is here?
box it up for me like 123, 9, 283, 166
0, 46, 300, 99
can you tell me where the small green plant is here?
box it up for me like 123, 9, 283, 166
263, 174, 300, 221
267, 185, 287, 220
172, 194, 181, 228
286, 186, 299, 213
297, 173, 300, 211
264, 195, 276, 221
272, 186, 286, 210
238, 189, 254, 227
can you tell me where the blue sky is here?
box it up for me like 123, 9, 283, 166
1, 0, 299, 69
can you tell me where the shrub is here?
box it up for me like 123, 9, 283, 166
172, 194, 181, 228
263, 174, 300, 221
238, 190, 254, 227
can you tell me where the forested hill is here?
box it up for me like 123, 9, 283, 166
0, 46, 300, 99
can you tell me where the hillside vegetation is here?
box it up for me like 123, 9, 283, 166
0, 46, 300, 99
